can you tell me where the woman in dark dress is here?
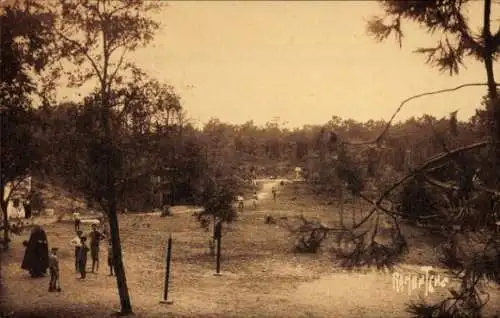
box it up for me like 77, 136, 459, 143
21, 225, 49, 277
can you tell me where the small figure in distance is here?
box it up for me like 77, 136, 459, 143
237, 195, 244, 211
73, 209, 81, 232
160, 204, 171, 217
252, 192, 258, 209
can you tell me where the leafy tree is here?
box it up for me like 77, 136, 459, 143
195, 120, 247, 235
195, 172, 239, 226
0, 1, 57, 249
366, 1, 499, 316
41, 0, 162, 314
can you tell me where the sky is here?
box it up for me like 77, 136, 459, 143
60, 1, 499, 128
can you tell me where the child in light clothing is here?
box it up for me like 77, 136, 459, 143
71, 231, 83, 272
48, 247, 61, 292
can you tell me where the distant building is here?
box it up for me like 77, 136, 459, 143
3, 176, 31, 219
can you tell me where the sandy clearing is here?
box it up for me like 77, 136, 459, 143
2, 178, 500, 317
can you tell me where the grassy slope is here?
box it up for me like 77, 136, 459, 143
1, 180, 499, 317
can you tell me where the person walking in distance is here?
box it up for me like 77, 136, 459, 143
71, 230, 83, 272
89, 224, 105, 273
78, 236, 89, 279
48, 247, 61, 292
272, 186, 277, 201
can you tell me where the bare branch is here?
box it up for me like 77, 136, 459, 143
425, 173, 500, 197
423, 174, 458, 191
343, 83, 499, 146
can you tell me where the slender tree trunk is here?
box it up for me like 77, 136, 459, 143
100, 7, 133, 311
482, 0, 497, 102
103, 103, 133, 314
482, 0, 500, 186
1, 196, 9, 250
212, 214, 216, 245
109, 198, 132, 314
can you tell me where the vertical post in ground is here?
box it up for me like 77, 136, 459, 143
352, 196, 355, 226
339, 186, 344, 228
160, 235, 173, 304
359, 197, 363, 218
215, 221, 222, 275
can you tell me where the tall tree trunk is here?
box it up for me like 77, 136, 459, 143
108, 198, 132, 314
482, 0, 500, 185
103, 105, 133, 314
482, 0, 498, 102
100, 8, 133, 311
1, 186, 9, 250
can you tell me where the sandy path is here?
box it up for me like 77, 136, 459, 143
139, 178, 284, 216
254, 179, 284, 200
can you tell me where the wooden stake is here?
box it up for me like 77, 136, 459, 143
160, 235, 173, 304
214, 221, 222, 276
352, 195, 355, 226
339, 186, 344, 227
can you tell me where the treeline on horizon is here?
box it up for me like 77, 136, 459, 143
33, 96, 489, 212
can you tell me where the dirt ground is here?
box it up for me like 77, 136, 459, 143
1, 180, 499, 317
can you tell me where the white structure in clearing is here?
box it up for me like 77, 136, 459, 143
294, 167, 303, 181
3, 176, 31, 219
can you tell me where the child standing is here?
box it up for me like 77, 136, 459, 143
107, 240, 114, 276
78, 236, 89, 280
89, 224, 105, 273
48, 247, 61, 292
73, 210, 81, 232
71, 230, 83, 272
252, 192, 258, 209
237, 195, 244, 210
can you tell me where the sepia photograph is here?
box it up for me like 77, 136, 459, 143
1, 0, 500, 317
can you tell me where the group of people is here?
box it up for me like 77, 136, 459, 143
236, 192, 259, 210
20, 219, 114, 293
70, 223, 111, 279
236, 186, 278, 210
